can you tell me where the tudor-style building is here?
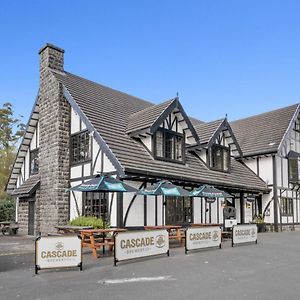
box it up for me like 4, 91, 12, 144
6, 44, 272, 235
231, 104, 300, 231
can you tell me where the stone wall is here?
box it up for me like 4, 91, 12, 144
38, 44, 70, 234
17, 199, 29, 235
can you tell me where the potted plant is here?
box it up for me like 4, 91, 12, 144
252, 214, 266, 232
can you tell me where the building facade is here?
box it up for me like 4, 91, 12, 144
7, 44, 298, 235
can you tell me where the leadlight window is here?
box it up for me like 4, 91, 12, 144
71, 131, 91, 164
30, 149, 39, 175
166, 196, 192, 225
83, 192, 108, 221
281, 197, 293, 216
154, 129, 184, 162
288, 157, 300, 183
210, 144, 230, 172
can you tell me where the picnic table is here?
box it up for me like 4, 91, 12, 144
80, 228, 127, 258
191, 223, 220, 227
54, 225, 93, 234
144, 225, 185, 245
0, 221, 19, 235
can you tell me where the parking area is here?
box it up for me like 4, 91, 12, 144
1, 232, 300, 300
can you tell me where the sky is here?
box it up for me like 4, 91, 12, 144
1, 1, 300, 123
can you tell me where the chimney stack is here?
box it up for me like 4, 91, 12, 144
39, 43, 64, 72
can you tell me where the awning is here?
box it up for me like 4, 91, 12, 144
11, 174, 40, 198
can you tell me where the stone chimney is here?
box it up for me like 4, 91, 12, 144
37, 44, 70, 234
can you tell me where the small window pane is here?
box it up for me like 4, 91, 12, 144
71, 131, 91, 164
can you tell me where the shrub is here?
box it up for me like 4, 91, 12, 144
0, 198, 15, 222
252, 214, 264, 224
69, 216, 109, 229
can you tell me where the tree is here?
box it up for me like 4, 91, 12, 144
0, 102, 25, 200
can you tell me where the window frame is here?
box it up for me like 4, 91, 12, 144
153, 128, 185, 164
29, 148, 39, 175
281, 197, 294, 216
209, 144, 231, 173
82, 192, 109, 221
70, 130, 92, 166
288, 156, 299, 183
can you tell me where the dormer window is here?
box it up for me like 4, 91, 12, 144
210, 144, 230, 172
154, 129, 184, 163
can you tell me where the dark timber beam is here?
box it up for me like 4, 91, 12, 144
272, 155, 279, 232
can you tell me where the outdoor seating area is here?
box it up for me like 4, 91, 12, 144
80, 228, 127, 258
0, 221, 19, 235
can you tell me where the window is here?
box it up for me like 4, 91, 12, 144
288, 157, 300, 183
154, 129, 184, 162
281, 197, 293, 216
210, 144, 230, 172
166, 196, 192, 225
71, 131, 91, 164
30, 149, 39, 175
83, 192, 108, 221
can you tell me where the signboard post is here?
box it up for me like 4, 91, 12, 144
185, 227, 221, 253
114, 230, 169, 265
35, 235, 82, 274
232, 224, 258, 247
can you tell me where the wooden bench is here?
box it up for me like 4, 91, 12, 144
1, 222, 19, 235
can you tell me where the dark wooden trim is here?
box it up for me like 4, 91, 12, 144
155, 195, 158, 226
63, 86, 125, 177
273, 155, 279, 232
240, 192, 245, 224
123, 182, 147, 227
117, 192, 123, 228
92, 148, 101, 174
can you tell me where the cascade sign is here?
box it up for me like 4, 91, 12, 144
185, 227, 221, 253
114, 230, 169, 265
232, 224, 258, 246
35, 235, 82, 274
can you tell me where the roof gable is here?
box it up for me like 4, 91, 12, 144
127, 97, 200, 145
194, 118, 242, 157
6, 95, 39, 193
231, 104, 299, 157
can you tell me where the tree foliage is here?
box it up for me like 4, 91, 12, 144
0, 102, 25, 200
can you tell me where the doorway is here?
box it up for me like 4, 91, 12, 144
28, 199, 35, 235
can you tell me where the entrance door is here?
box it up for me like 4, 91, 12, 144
28, 199, 35, 236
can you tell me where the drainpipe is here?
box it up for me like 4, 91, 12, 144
272, 155, 279, 232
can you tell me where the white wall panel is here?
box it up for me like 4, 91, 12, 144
69, 181, 82, 220
71, 108, 80, 134
71, 166, 82, 179
245, 159, 257, 174
24, 149, 30, 180
258, 156, 273, 184
83, 163, 91, 177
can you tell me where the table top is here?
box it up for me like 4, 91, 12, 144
0, 221, 11, 225
191, 223, 220, 227
80, 228, 128, 234
144, 225, 182, 230
55, 225, 93, 230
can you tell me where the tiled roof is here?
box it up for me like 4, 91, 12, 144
194, 119, 224, 145
231, 104, 299, 157
53, 71, 268, 192
11, 174, 40, 197
127, 99, 175, 133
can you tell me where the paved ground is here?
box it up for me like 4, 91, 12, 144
1, 232, 300, 300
